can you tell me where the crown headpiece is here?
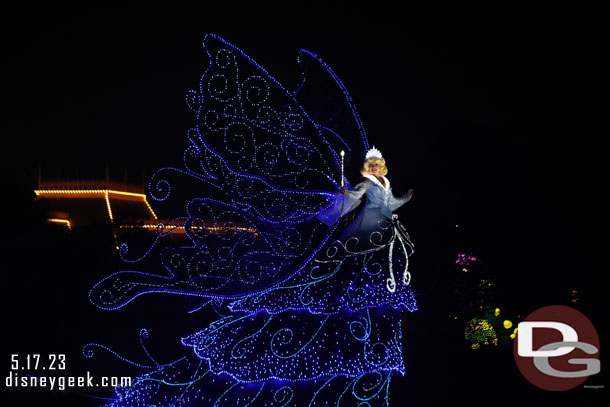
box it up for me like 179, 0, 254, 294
365, 146, 383, 160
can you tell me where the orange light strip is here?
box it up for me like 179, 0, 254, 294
106, 191, 157, 219
34, 189, 158, 220
35, 189, 109, 195
47, 218, 71, 230
142, 199, 157, 220
118, 225, 258, 233
104, 191, 114, 221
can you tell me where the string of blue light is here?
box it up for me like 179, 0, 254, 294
88, 33, 415, 407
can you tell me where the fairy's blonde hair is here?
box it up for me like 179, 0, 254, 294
360, 157, 388, 176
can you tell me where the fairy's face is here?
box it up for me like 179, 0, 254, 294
368, 161, 380, 175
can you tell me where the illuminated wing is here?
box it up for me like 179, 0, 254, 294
294, 48, 370, 179
90, 34, 369, 309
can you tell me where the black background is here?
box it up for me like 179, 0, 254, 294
1, 5, 607, 406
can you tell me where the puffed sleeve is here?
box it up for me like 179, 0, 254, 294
316, 179, 371, 226
344, 179, 371, 200
387, 188, 411, 212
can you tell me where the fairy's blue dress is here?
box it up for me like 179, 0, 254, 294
91, 34, 417, 407
171, 173, 417, 401
318, 174, 411, 252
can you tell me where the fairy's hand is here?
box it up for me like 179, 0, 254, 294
401, 188, 413, 202
340, 186, 347, 196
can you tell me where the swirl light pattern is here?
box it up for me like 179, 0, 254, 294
91, 34, 417, 406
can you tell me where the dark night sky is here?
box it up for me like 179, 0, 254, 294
1, 5, 607, 406
4, 6, 607, 290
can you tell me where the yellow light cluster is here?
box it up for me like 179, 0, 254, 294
480, 279, 494, 287
465, 318, 498, 348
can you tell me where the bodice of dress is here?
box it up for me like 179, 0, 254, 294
345, 174, 410, 220
316, 174, 410, 227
